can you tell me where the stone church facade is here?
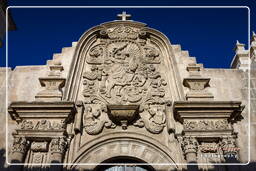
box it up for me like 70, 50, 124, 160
0, 12, 256, 170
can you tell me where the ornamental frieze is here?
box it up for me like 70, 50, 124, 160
19, 119, 65, 130
183, 119, 230, 131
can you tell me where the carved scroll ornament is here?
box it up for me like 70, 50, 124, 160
83, 105, 116, 135
139, 105, 166, 134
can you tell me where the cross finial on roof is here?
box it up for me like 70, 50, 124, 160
117, 11, 131, 21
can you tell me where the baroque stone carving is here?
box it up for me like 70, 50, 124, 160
140, 105, 166, 134
83, 105, 116, 135
200, 142, 218, 153
12, 137, 29, 154
181, 136, 198, 159
183, 119, 230, 130
19, 119, 65, 130
31, 142, 48, 152
220, 136, 239, 156
83, 25, 166, 106
32, 153, 44, 163
50, 138, 67, 154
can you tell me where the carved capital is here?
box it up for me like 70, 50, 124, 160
11, 137, 29, 154
181, 136, 198, 159
220, 136, 239, 156
50, 137, 67, 154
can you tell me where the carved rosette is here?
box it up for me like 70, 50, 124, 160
12, 137, 29, 154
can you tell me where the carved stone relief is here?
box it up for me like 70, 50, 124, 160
83, 104, 116, 135
83, 25, 166, 105
11, 137, 29, 154
31, 142, 48, 152
139, 105, 166, 134
50, 137, 67, 154
79, 24, 170, 134
19, 119, 65, 130
183, 119, 231, 131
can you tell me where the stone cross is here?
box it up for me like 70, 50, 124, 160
117, 11, 131, 21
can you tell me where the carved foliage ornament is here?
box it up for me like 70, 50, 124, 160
12, 137, 29, 154
83, 25, 166, 105
31, 142, 48, 152
221, 136, 238, 155
19, 119, 65, 130
139, 105, 166, 134
181, 136, 198, 156
50, 137, 67, 154
184, 119, 230, 131
83, 105, 116, 135
81, 25, 169, 134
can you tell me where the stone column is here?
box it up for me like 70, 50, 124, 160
9, 137, 29, 171
49, 137, 67, 171
181, 136, 198, 163
50, 137, 67, 163
10, 137, 29, 163
221, 136, 239, 162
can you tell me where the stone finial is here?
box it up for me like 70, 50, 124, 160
231, 40, 249, 70
35, 58, 65, 101
251, 31, 256, 60
117, 11, 132, 21
251, 31, 256, 46
234, 40, 245, 53
183, 63, 214, 101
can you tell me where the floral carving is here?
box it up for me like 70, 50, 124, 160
143, 46, 160, 63
83, 105, 115, 135
200, 142, 218, 153
20, 120, 33, 129
31, 142, 48, 152
220, 136, 238, 156
19, 119, 65, 131
140, 105, 166, 134
12, 137, 29, 154
33, 153, 43, 163
183, 119, 230, 130
50, 138, 67, 154
181, 136, 198, 157
106, 26, 139, 40
83, 26, 167, 105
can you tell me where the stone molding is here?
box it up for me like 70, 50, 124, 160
174, 101, 243, 162
183, 63, 214, 101
8, 101, 76, 164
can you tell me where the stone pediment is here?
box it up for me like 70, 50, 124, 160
62, 18, 184, 135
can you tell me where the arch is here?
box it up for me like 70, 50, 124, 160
94, 156, 155, 171
63, 20, 185, 102
70, 132, 180, 171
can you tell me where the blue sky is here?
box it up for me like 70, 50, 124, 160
1, 0, 254, 68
